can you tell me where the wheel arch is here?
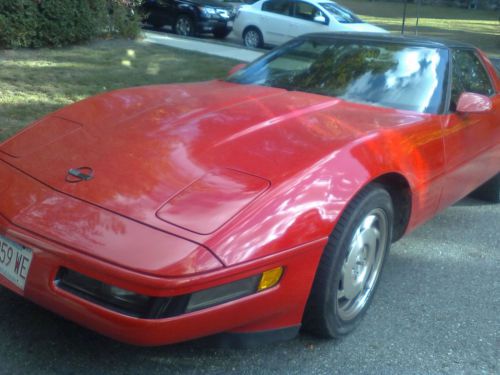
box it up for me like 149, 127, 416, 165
367, 172, 412, 242
243, 25, 261, 33
176, 12, 195, 21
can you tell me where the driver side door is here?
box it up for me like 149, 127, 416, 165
439, 48, 500, 210
288, 1, 330, 38
259, 0, 294, 45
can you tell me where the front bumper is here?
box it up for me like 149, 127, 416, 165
0, 162, 325, 346
0, 221, 323, 345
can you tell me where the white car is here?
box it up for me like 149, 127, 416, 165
233, 0, 387, 48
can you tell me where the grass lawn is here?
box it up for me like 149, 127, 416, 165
0, 39, 238, 142
339, 0, 500, 57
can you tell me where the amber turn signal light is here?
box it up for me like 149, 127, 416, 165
258, 266, 284, 291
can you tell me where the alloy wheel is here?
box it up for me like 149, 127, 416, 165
337, 208, 389, 321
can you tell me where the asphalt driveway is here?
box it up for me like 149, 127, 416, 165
0, 197, 498, 375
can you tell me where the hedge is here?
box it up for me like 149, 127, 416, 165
0, 0, 141, 49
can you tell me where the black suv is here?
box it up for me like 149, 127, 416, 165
141, 0, 235, 39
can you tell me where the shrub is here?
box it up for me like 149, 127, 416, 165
0, 0, 141, 49
0, 1, 40, 49
107, 0, 142, 39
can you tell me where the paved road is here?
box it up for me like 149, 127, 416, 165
0, 197, 498, 375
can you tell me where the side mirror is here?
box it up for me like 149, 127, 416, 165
228, 63, 247, 76
313, 15, 327, 25
456, 92, 492, 113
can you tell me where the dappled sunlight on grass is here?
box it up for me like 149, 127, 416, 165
146, 62, 161, 75
0, 39, 237, 142
362, 16, 499, 35
338, 0, 500, 57
339, 0, 498, 21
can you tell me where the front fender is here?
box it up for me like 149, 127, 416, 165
206, 117, 446, 266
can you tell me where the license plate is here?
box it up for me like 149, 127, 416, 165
0, 235, 33, 290
227, 21, 233, 27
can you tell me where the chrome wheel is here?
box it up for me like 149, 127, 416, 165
244, 29, 261, 48
337, 208, 389, 321
176, 16, 193, 36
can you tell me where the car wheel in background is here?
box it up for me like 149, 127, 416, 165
303, 184, 393, 338
471, 173, 500, 203
175, 15, 195, 36
243, 27, 263, 48
214, 28, 231, 39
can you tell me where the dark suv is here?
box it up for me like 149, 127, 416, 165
141, 0, 235, 39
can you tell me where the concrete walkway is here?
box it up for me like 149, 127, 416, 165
143, 31, 264, 62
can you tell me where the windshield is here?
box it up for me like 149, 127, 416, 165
320, 2, 363, 23
227, 39, 449, 113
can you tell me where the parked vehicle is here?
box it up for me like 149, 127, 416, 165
0, 33, 498, 346
233, 0, 386, 48
215, 0, 258, 11
141, 0, 235, 38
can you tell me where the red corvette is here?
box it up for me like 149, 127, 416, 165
0, 33, 498, 346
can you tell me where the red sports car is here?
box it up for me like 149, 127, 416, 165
0, 33, 498, 346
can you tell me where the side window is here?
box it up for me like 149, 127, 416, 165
291, 2, 324, 22
262, 0, 291, 16
451, 49, 494, 109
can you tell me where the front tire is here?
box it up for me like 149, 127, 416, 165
303, 184, 393, 338
175, 15, 195, 37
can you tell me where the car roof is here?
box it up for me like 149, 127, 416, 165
299, 32, 476, 50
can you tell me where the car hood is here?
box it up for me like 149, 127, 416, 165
0, 80, 423, 236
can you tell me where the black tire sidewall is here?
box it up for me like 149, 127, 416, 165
306, 185, 394, 338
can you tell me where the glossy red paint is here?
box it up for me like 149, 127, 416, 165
456, 92, 492, 113
228, 63, 247, 76
156, 168, 270, 234
0, 47, 499, 346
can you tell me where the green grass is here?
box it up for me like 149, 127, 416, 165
339, 0, 500, 57
0, 39, 238, 142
